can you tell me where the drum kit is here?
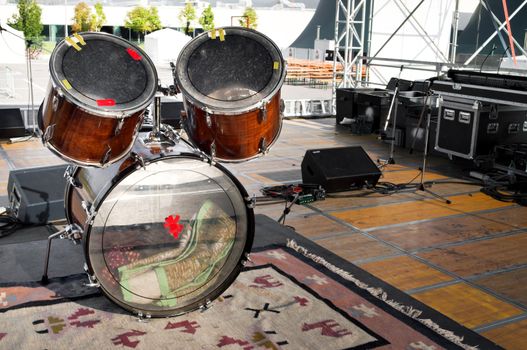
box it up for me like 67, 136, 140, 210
37, 28, 286, 318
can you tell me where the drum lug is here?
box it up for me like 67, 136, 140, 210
114, 117, 125, 136
245, 195, 256, 209
132, 152, 146, 169
259, 101, 268, 122
259, 137, 268, 154
81, 200, 97, 225
43, 124, 55, 143
83, 264, 100, 288
205, 113, 212, 128
64, 165, 82, 189
242, 252, 253, 266
199, 300, 212, 312
52, 94, 59, 112
210, 141, 216, 160
136, 312, 151, 322
101, 146, 112, 166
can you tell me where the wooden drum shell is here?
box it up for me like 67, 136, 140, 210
40, 87, 143, 167
183, 93, 282, 162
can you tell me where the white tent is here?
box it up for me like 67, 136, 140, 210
144, 28, 192, 66
0, 21, 26, 64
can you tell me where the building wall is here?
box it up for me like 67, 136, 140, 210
0, 3, 315, 49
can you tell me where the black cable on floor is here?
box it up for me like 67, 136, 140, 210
0, 210, 23, 238
0, 209, 48, 238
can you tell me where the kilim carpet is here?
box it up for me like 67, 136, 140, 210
0, 215, 502, 349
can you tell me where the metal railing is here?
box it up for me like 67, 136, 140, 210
283, 99, 332, 118
0, 67, 15, 99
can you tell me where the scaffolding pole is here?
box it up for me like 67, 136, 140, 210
331, 0, 368, 113
464, 0, 527, 66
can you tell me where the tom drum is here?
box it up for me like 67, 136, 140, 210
39, 32, 158, 167
175, 27, 286, 162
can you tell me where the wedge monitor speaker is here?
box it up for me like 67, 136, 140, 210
301, 146, 381, 193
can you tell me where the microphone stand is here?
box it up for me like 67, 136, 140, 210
415, 89, 451, 204
0, 23, 37, 141
378, 65, 404, 166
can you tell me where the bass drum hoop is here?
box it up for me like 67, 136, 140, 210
175, 27, 286, 115
77, 153, 255, 317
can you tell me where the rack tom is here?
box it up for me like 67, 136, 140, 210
175, 27, 286, 162
39, 32, 158, 167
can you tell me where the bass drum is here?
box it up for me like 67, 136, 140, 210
40, 32, 158, 167
175, 27, 286, 162
65, 136, 254, 317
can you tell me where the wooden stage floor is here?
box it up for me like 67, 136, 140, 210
1, 118, 526, 349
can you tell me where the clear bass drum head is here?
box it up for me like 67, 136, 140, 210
86, 156, 253, 316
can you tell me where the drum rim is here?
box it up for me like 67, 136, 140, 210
175, 27, 286, 115
49, 32, 158, 118
75, 152, 255, 317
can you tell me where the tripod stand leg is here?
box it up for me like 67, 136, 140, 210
416, 95, 452, 205
418, 184, 452, 204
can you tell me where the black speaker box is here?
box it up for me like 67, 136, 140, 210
0, 108, 26, 139
7, 165, 68, 224
336, 88, 356, 125
161, 100, 184, 129
301, 146, 381, 193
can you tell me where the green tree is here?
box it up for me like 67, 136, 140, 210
8, 0, 43, 54
179, 2, 196, 34
91, 3, 106, 32
239, 7, 257, 29
199, 5, 215, 32
72, 2, 93, 32
125, 6, 162, 43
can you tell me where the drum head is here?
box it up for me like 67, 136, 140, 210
50, 32, 157, 117
176, 27, 285, 113
86, 156, 253, 316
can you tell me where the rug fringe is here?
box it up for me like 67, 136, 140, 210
286, 239, 479, 350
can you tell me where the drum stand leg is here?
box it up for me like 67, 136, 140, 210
41, 225, 79, 285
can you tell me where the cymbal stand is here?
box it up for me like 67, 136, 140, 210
378, 65, 404, 166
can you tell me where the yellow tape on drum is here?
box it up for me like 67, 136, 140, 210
73, 33, 86, 46
65, 37, 82, 51
62, 79, 72, 90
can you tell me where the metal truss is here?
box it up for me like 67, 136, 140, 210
331, 0, 369, 113
331, 0, 458, 112
464, 0, 527, 66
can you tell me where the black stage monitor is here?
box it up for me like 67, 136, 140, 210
301, 146, 381, 193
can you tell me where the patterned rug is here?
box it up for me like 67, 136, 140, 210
0, 216, 502, 350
